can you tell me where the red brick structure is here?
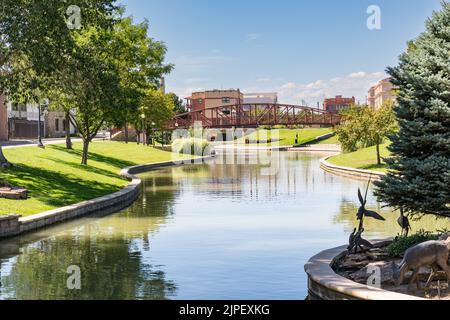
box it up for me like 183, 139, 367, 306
0, 95, 9, 141
324, 95, 355, 114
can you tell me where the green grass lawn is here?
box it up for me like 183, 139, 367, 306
0, 141, 185, 217
239, 128, 334, 146
313, 134, 339, 145
327, 142, 391, 172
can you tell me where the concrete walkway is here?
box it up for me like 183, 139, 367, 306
1, 136, 109, 149
289, 144, 342, 153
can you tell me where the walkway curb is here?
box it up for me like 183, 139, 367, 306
305, 241, 424, 300
320, 156, 386, 180
1, 156, 212, 239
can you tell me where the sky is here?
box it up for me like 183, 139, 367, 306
119, 0, 443, 105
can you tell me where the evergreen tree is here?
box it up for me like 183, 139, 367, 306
374, 2, 450, 218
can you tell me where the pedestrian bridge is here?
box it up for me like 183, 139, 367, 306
168, 103, 341, 129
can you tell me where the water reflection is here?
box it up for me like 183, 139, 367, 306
0, 151, 448, 300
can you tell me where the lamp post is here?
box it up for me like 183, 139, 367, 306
150, 121, 155, 146
37, 102, 48, 148
141, 113, 146, 146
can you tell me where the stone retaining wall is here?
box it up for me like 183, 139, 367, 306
320, 156, 385, 180
0, 157, 211, 239
305, 243, 424, 300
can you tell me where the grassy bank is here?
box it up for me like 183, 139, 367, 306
327, 142, 391, 172
0, 141, 185, 217
240, 128, 334, 146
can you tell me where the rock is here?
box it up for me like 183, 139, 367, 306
340, 259, 371, 270
0, 187, 27, 200
348, 261, 397, 285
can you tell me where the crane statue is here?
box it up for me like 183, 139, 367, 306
347, 176, 386, 254
397, 207, 411, 237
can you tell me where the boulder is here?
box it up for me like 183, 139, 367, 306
0, 187, 27, 200
348, 261, 397, 285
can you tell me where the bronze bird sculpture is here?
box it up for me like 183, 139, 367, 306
397, 207, 411, 237
348, 176, 385, 254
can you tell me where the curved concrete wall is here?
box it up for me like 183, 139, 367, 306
320, 156, 386, 181
1, 157, 211, 239
305, 244, 424, 300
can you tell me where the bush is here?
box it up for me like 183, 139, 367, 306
172, 138, 211, 156
388, 230, 439, 257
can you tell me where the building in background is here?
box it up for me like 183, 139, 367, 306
323, 95, 355, 113
368, 77, 396, 109
0, 95, 9, 141
243, 92, 278, 105
186, 89, 244, 112
7, 101, 75, 139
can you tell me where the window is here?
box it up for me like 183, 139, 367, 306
55, 119, 59, 132
197, 99, 203, 105
12, 103, 26, 112
222, 97, 231, 104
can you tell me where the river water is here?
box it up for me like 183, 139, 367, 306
0, 151, 448, 300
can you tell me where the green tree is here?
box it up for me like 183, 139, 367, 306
168, 93, 187, 115
139, 90, 175, 144
106, 17, 173, 144
336, 103, 397, 165
375, 2, 450, 218
0, 0, 117, 165
366, 101, 398, 166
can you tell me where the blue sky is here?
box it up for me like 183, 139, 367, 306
119, 0, 443, 105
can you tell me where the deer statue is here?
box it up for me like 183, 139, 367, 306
392, 238, 450, 292
397, 207, 411, 237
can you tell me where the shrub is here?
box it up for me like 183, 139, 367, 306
172, 138, 211, 156
388, 230, 439, 257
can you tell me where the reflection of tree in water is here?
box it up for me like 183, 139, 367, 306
0, 171, 182, 300
1, 234, 177, 300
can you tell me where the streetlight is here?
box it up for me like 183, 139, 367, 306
37, 102, 48, 148
141, 113, 146, 146
150, 122, 156, 146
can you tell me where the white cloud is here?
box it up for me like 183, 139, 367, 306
245, 33, 263, 42
277, 71, 388, 105
256, 77, 271, 82
281, 82, 296, 90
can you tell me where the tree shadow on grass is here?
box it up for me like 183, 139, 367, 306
360, 163, 387, 171
1, 164, 123, 209
49, 145, 136, 170
44, 156, 126, 181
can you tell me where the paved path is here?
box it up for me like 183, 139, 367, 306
289, 144, 341, 153
1, 136, 108, 149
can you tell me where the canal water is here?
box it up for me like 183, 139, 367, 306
0, 151, 448, 300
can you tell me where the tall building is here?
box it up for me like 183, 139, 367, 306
186, 89, 244, 112
368, 77, 395, 109
323, 95, 355, 113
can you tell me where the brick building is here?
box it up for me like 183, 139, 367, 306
186, 89, 244, 112
323, 95, 355, 113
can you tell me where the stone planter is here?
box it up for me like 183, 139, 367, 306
304, 242, 425, 300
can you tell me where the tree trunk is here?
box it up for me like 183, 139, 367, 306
0, 146, 11, 168
124, 123, 129, 144
65, 111, 72, 150
136, 130, 141, 145
81, 139, 90, 165
376, 142, 381, 166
